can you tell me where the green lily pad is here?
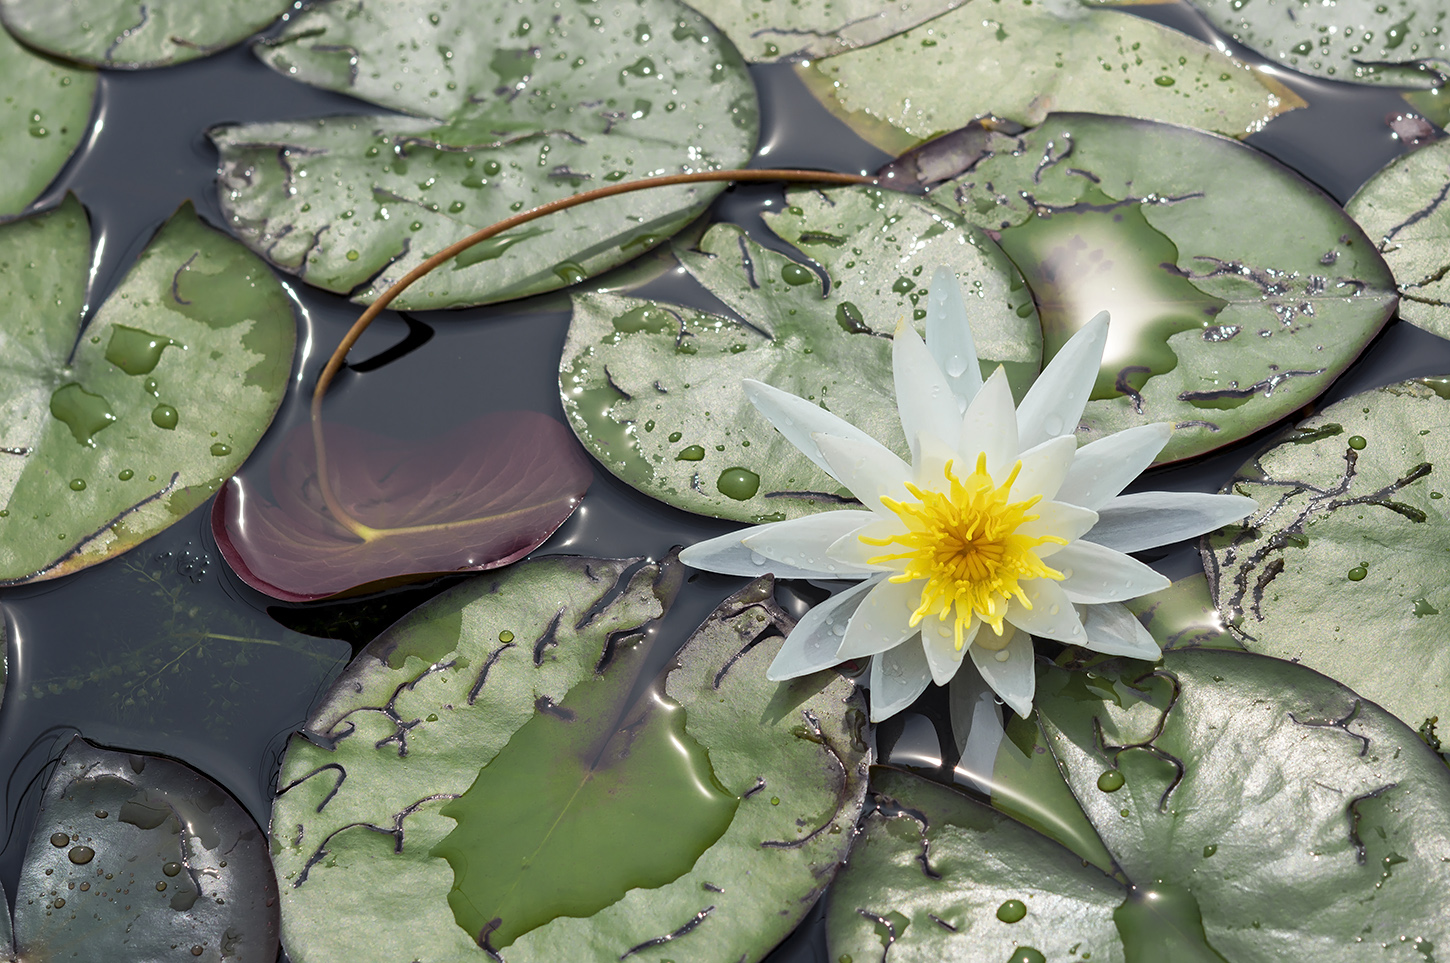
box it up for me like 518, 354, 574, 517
830, 649, 1450, 961
1401, 87, 1450, 128
1204, 378, 1450, 733
1140, 0, 1449, 88
0, 196, 295, 584
18, 736, 278, 962
0, 0, 291, 68
0, 28, 95, 220
212, 0, 758, 310
560, 185, 1040, 522
679, 0, 961, 61
272, 557, 870, 962
1126, 574, 1242, 652
794, 0, 1302, 156
930, 112, 1398, 464
1347, 138, 1450, 339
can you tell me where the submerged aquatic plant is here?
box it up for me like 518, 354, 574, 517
680, 268, 1256, 720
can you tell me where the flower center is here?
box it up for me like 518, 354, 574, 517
861, 453, 1066, 650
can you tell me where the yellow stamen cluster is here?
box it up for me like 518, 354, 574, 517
861, 454, 1066, 650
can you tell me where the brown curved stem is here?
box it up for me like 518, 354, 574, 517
309, 167, 879, 541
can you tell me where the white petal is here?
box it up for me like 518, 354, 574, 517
766, 578, 881, 680
868, 641, 934, 722
1053, 541, 1170, 603
742, 510, 884, 577
1059, 423, 1173, 510
743, 379, 880, 480
1010, 435, 1078, 502
1078, 602, 1163, 660
912, 430, 958, 493
836, 578, 923, 659
957, 366, 1019, 479
680, 524, 861, 579
1017, 312, 1109, 449
922, 614, 979, 686
969, 628, 1037, 718
948, 661, 1007, 794
827, 517, 907, 570
1017, 500, 1099, 554
1005, 579, 1087, 645
893, 319, 961, 465
1085, 492, 1258, 553
815, 432, 913, 515
924, 266, 983, 409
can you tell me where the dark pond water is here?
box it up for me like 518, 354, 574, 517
2, 3, 1449, 960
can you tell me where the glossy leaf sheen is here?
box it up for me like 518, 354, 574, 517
0, 0, 290, 68
933, 113, 1397, 464
213, 0, 758, 309
560, 185, 1041, 522
1161, 0, 1449, 88
272, 557, 870, 963
830, 650, 1450, 961
681, 0, 963, 61
1125, 574, 1241, 652
0, 29, 95, 219
1206, 379, 1450, 732
211, 413, 592, 601
17, 736, 278, 963
795, 0, 1300, 155
0, 197, 294, 584
1347, 137, 1450, 339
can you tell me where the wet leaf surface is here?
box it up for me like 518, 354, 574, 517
272, 557, 870, 962
213, 0, 758, 310
0, 197, 295, 584
1347, 137, 1450, 339
830, 649, 1450, 961
1205, 378, 1450, 732
1163, 0, 1449, 88
1125, 574, 1241, 652
0, 28, 95, 219
560, 185, 1040, 522
211, 412, 592, 601
795, 0, 1300, 156
680, 0, 963, 61
931, 112, 1398, 464
17, 735, 278, 963
0, 0, 291, 68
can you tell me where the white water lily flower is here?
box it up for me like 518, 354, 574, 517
679, 267, 1256, 722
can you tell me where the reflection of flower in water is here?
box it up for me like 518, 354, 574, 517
681, 268, 1254, 721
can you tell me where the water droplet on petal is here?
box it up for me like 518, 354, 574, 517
994, 649, 1011, 662
749, 551, 767, 566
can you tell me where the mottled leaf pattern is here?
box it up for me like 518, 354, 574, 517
0, 197, 294, 584
796, 0, 1302, 155
1348, 137, 1450, 339
213, 0, 758, 309
1160, 0, 1449, 87
561, 185, 1039, 522
1205, 379, 1450, 732
931, 113, 1397, 464
0, 30, 95, 219
0, 0, 291, 68
272, 558, 869, 963
831, 651, 1450, 961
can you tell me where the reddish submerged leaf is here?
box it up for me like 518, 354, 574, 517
212, 412, 592, 601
